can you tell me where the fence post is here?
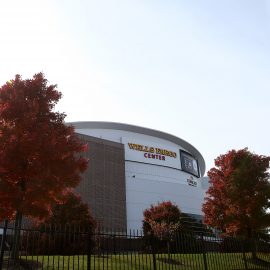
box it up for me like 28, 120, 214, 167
241, 239, 248, 270
151, 237, 157, 270
113, 235, 116, 255
0, 220, 8, 270
87, 231, 92, 270
200, 234, 208, 270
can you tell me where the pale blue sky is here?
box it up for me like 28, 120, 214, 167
0, 0, 269, 172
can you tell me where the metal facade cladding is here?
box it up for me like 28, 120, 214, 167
70, 121, 205, 176
70, 122, 207, 231
75, 134, 127, 231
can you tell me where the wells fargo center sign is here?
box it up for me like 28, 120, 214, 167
124, 140, 181, 170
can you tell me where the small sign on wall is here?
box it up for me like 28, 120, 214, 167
187, 176, 197, 187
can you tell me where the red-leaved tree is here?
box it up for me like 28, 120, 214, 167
0, 73, 88, 257
33, 192, 96, 255
202, 148, 270, 258
143, 201, 181, 259
40, 191, 95, 230
20, 192, 96, 255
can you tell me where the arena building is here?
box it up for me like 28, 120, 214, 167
71, 122, 209, 231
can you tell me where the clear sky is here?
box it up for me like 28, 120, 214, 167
0, 0, 269, 173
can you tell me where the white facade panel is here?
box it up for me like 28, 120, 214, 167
126, 161, 196, 185
125, 161, 204, 230
76, 129, 188, 151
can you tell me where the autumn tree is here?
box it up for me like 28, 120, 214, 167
40, 191, 95, 230
202, 148, 270, 258
0, 73, 88, 258
34, 192, 96, 254
143, 201, 181, 259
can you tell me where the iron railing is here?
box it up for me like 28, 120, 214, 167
0, 221, 269, 270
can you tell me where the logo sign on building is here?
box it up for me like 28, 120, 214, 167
124, 139, 181, 169
187, 176, 197, 187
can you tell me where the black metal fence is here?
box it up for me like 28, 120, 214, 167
0, 221, 270, 270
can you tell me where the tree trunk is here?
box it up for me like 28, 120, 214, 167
167, 240, 171, 261
11, 211, 22, 260
251, 240, 258, 260
250, 236, 258, 260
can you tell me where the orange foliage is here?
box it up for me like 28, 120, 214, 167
0, 73, 88, 222
143, 201, 181, 239
203, 148, 270, 237
39, 191, 96, 231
